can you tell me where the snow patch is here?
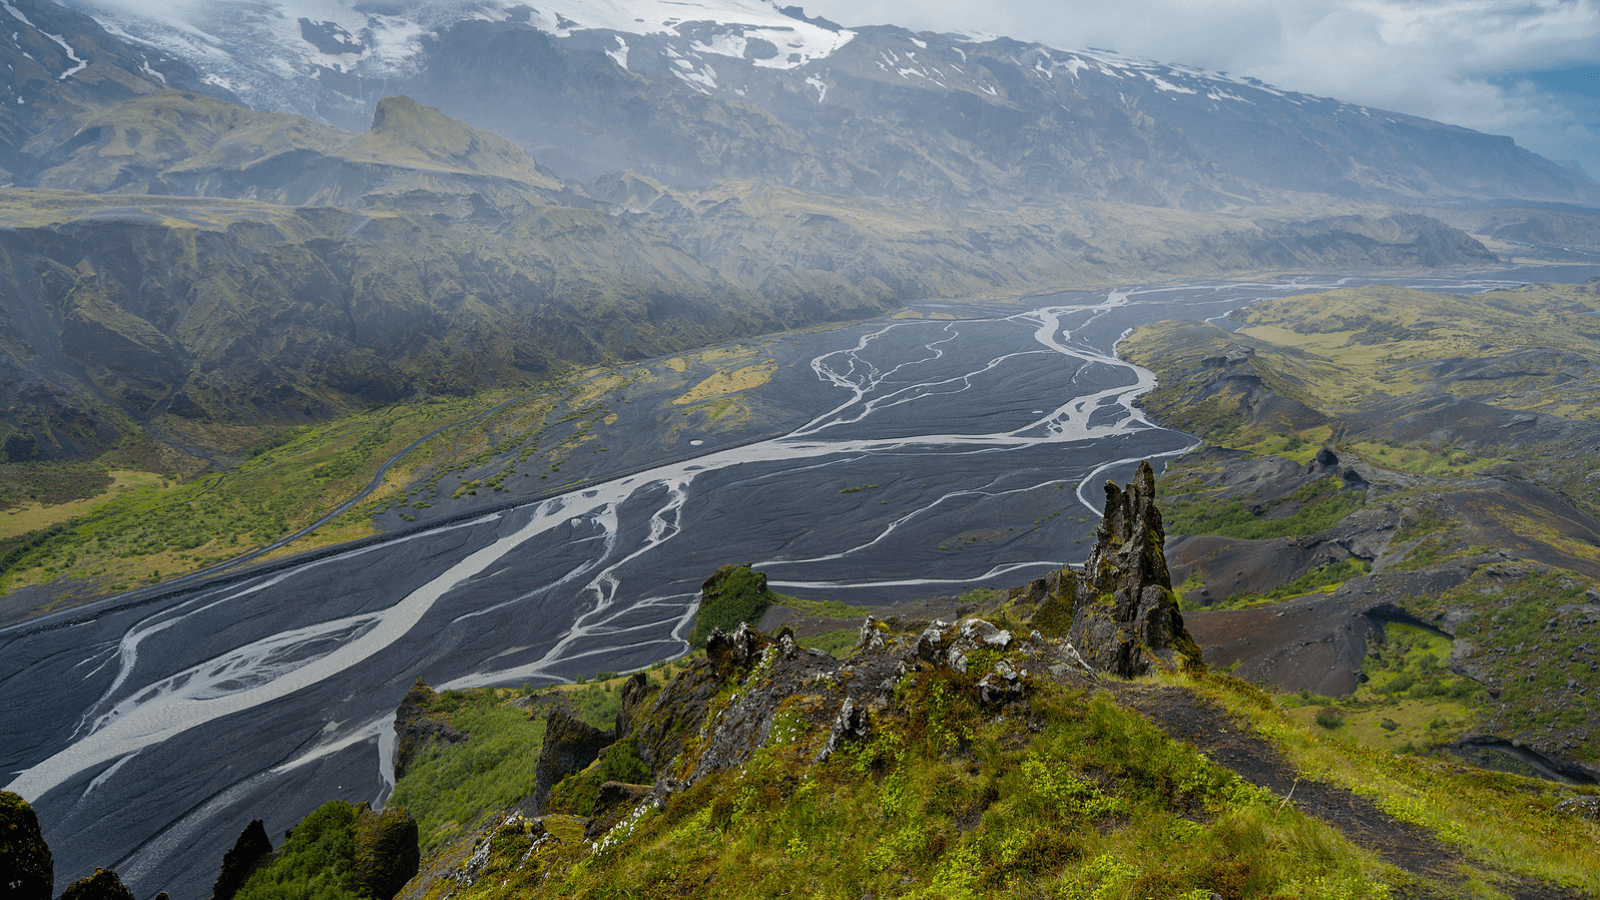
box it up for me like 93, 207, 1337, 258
1143, 72, 1193, 94
606, 34, 628, 68
674, 61, 718, 92
805, 74, 826, 102
2, 1, 33, 28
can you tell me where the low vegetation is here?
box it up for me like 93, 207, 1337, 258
390, 689, 550, 857
234, 800, 368, 900
388, 647, 1598, 900
1161, 477, 1365, 541
689, 564, 780, 647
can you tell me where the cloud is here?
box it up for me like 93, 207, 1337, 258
801, 0, 1600, 173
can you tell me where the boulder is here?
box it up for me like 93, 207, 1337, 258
1066, 461, 1204, 677
0, 790, 52, 900
353, 806, 420, 900
210, 818, 271, 900
61, 868, 134, 900
532, 708, 615, 812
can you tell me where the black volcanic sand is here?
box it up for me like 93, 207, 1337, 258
0, 272, 1574, 899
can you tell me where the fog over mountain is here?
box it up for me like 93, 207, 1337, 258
0, 0, 1592, 462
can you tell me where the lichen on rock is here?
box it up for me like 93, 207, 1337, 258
1067, 461, 1203, 677
353, 806, 420, 900
0, 790, 53, 900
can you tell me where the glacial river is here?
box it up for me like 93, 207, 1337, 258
0, 272, 1567, 897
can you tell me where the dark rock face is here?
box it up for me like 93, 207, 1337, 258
0, 790, 52, 900
705, 621, 766, 678
210, 818, 271, 900
1067, 461, 1201, 677
61, 867, 135, 900
352, 806, 420, 900
615, 671, 659, 739
393, 679, 468, 780
582, 783, 652, 841
1004, 461, 1201, 676
630, 657, 726, 772
532, 709, 614, 812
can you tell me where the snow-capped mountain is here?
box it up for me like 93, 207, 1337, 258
22, 0, 1598, 206
58, 0, 853, 124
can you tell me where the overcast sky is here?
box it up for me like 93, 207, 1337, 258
801, 0, 1600, 179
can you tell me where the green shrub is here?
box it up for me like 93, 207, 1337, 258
235, 801, 366, 900
689, 565, 775, 647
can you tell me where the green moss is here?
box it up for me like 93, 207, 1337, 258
1163, 480, 1364, 540
689, 565, 776, 648
771, 595, 869, 619
235, 801, 367, 900
797, 627, 860, 657
388, 693, 546, 856
0, 790, 53, 900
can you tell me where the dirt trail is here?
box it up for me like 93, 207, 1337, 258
1110, 683, 1589, 900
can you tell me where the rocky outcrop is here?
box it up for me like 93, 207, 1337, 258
1067, 461, 1201, 676
353, 806, 421, 900
614, 672, 658, 739
61, 868, 135, 900
582, 783, 653, 841
209, 819, 271, 900
691, 565, 777, 648
1008, 462, 1202, 677
393, 679, 468, 780
532, 709, 614, 812
1, 791, 52, 900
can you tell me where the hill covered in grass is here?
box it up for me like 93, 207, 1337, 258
1122, 280, 1600, 777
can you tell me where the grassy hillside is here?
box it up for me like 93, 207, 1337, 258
1122, 280, 1600, 770
369, 616, 1599, 900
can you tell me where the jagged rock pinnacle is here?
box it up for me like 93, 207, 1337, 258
1067, 461, 1201, 677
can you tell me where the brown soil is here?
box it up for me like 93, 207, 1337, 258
1108, 682, 1591, 900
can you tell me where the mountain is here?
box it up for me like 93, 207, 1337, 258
0, 0, 1584, 467
51, 0, 1600, 207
